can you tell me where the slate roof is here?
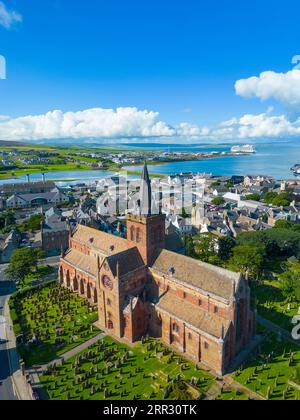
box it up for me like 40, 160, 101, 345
63, 248, 98, 278
151, 249, 240, 300
156, 293, 231, 339
72, 224, 131, 256
106, 248, 145, 278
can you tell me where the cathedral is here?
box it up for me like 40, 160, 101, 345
59, 164, 255, 375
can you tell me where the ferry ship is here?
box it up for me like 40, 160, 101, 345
291, 164, 300, 175
231, 144, 256, 154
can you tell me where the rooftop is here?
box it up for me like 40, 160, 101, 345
156, 293, 231, 339
151, 249, 240, 301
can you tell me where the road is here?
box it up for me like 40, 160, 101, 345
0, 264, 17, 400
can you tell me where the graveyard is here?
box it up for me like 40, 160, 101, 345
252, 280, 299, 332
9, 281, 99, 367
234, 332, 300, 400
39, 336, 214, 401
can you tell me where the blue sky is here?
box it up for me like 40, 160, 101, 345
1, 0, 300, 142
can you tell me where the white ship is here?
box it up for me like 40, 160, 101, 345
231, 144, 256, 154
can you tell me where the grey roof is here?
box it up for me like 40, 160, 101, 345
107, 248, 145, 278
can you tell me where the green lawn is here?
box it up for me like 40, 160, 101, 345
18, 266, 55, 289
216, 389, 249, 401
252, 280, 299, 332
9, 282, 99, 367
39, 336, 214, 401
234, 332, 300, 400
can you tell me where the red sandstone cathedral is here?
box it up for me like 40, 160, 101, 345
60, 164, 255, 375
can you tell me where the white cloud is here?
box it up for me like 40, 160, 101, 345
176, 122, 210, 138
2, 106, 300, 143
0, 107, 176, 141
235, 69, 300, 111
0, 1, 22, 29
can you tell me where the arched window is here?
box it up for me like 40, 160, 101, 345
108, 320, 114, 330
87, 283, 92, 300
93, 288, 98, 304
80, 279, 85, 295
73, 276, 79, 291
173, 323, 179, 334
130, 226, 136, 241
136, 228, 141, 243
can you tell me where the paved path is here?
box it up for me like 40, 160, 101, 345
0, 265, 33, 400
0, 291, 17, 401
38, 332, 106, 371
29, 332, 106, 392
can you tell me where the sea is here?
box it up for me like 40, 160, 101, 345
0, 140, 299, 187
124, 141, 300, 180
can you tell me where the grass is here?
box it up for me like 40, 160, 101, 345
9, 282, 99, 367
252, 280, 299, 332
19, 266, 56, 289
234, 332, 300, 400
39, 336, 214, 401
216, 389, 249, 401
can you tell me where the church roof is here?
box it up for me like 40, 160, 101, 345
63, 248, 98, 278
151, 249, 240, 301
72, 224, 130, 256
156, 293, 231, 339
106, 248, 145, 278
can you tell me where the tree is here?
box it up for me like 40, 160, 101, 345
185, 235, 195, 258
218, 236, 236, 261
5, 247, 44, 282
194, 233, 217, 263
279, 262, 300, 302
212, 196, 225, 206
272, 193, 290, 207
237, 229, 300, 259
263, 192, 278, 204
274, 220, 293, 230
245, 193, 261, 201
228, 245, 265, 280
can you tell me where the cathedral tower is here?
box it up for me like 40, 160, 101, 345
127, 163, 166, 265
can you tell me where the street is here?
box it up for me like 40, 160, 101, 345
0, 264, 17, 401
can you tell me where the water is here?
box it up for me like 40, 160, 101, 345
124, 141, 300, 180
0, 141, 299, 187
0, 169, 115, 187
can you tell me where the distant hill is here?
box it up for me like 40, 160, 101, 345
0, 140, 27, 147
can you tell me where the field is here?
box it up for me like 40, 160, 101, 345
234, 332, 300, 400
9, 282, 99, 367
39, 336, 214, 401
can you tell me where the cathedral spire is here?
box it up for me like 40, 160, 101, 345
140, 162, 152, 216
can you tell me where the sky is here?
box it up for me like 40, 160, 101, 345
0, 0, 300, 143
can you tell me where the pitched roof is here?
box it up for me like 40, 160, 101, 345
72, 224, 130, 256
151, 249, 240, 301
63, 248, 98, 278
107, 248, 145, 278
156, 293, 231, 339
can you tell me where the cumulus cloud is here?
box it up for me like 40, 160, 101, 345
214, 112, 300, 139
235, 69, 300, 112
176, 122, 210, 138
0, 1, 22, 29
2, 105, 300, 143
0, 107, 176, 141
